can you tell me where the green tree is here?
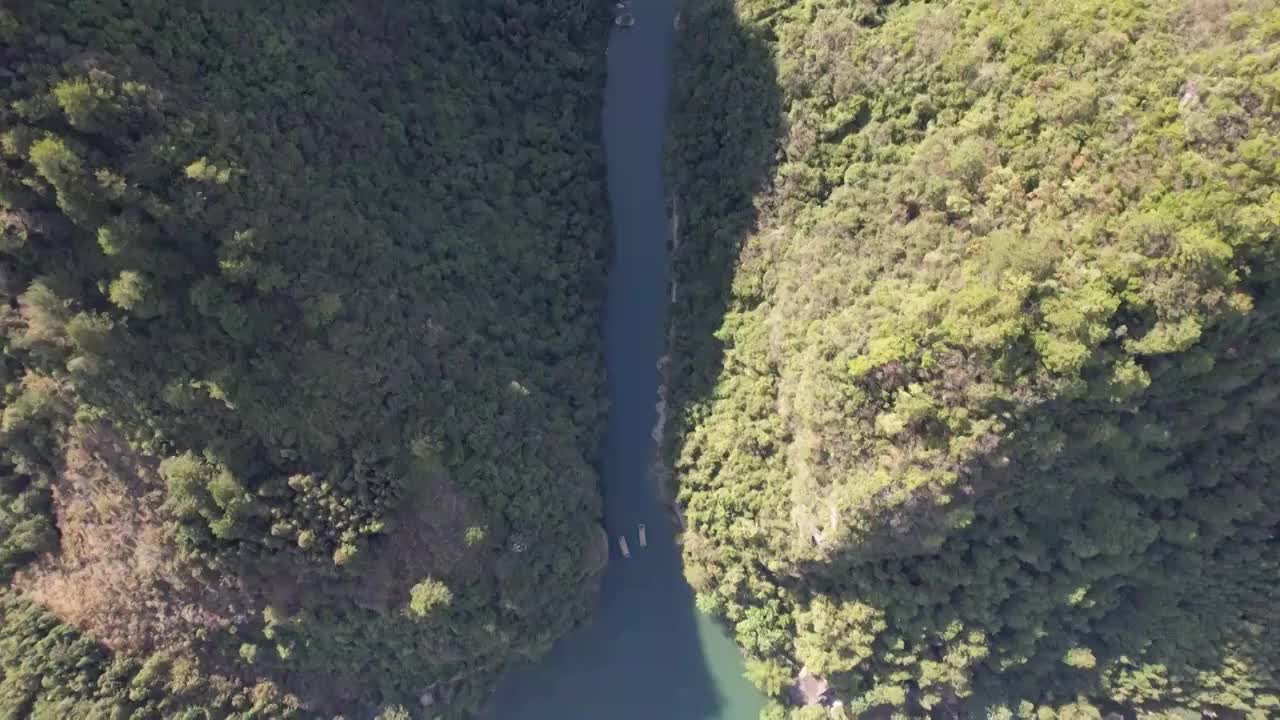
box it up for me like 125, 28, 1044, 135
667, 0, 1280, 715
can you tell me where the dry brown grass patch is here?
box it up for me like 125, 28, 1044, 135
13, 422, 249, 653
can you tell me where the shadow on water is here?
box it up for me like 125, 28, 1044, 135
488, 0, 782, 719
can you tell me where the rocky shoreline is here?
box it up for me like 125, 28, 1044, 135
652, 192, 687, 535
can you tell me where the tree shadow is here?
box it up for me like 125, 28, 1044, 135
788, 295, 1280, 716
586, 0, 1279, 716
487, 0, 782, 718
663, 0, 784, 456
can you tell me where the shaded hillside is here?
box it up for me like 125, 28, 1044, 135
0, 1, 609, 716
666, 0, 1280, 717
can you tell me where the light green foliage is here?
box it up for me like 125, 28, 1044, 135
107, 270, 161, 317
25, 137, 80, 188
463, 525, 488, 547
668, 0, 1280, 716
1064, 648, 1097, 670
794, 596, 885, 676
760, 701, 788, 720
792, 706, 828, 720
183, 157, 234, 185
745, 658, 794, 697
408, 578, 454, 619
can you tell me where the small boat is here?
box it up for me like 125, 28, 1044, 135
619, 536, 631, 558
638, 524, 648, 547
615, 13, 635, 27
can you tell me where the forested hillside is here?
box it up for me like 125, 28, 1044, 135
0, 1, 609, 717
667, 0, 1280, 718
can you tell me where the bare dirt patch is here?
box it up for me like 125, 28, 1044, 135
12, 422, 249, 653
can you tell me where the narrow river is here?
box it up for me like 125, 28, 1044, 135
487, 2, 764, 718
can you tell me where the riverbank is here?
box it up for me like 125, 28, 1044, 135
653, 192, 688, 535
486, 1, 763, 716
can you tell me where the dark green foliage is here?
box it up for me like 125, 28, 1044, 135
0, 594, 299, 719
667, 0, 1280, 717
1, 0, 609, 716
0, 473, 55, 579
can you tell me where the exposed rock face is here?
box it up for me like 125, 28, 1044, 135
589, 523, 610, 574
789, 666, 831, 707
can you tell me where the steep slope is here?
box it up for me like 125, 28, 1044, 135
0, 1, 609, 716
667, 0, 1280, 717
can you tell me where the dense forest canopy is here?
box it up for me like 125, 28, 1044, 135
0, 0, 610, 717
667, 0, 1280, 718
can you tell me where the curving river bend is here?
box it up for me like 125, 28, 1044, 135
488, 2, 764, 718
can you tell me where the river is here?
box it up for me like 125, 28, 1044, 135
486, 1, 764, 718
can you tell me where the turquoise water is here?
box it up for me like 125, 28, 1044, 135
487, 2, 765, 718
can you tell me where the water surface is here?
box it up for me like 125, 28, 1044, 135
488, 2, 764, 718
